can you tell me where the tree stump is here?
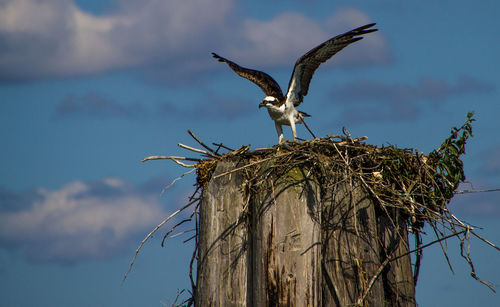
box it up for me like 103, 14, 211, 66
196, 159, 416, 306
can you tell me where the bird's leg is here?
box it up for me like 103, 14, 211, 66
275, 122, 284, 144
290, 117, 297, 141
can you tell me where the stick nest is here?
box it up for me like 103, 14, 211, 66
197, 114, 475, 230
198, 135, 455, 229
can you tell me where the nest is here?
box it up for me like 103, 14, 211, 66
126, 113, 500, 305
198, 136, 451, 226
195, 115, 473, 234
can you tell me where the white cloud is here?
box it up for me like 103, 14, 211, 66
0, 0, 389, 82
324, 7, 373, 31
233, 8, 390, 69
322, 8, 391, 66
0, 0, 64, 33
0, 178, 169, 263
235, 12, 327, 66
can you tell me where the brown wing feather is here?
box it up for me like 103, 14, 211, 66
212, 53, 284, 101
287, 23, 378, 106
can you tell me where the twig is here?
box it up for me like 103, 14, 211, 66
170, 228, 196, 239
212, 142, 235, 152
183, 234, 197, 243
470, 230, 500, 252
327, 135, 368, 143
460, 227, 497, 292
356, 250, 396, 306
454, 188, 500, 194
122, 198, 198, 284
342, 127, 353, 142
178, 143, 218, 158
413, 231, 422, 286
230, 144, 251, 155
165, 289, 185, 307
390, 230, 466, 262
187, 129, 220, 156
189, 236, 198, 305
161, 219, 192, 246
430, 223, 455, 274
161, 168, 197, 195
142, 155, 201, 162
213, 153, 291, 179
172, 158, 197, 168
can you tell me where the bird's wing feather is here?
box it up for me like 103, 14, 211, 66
286, 23, 377, 107
212, 53, 284, 101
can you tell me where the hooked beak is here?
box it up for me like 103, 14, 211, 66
258, 101, 266, 109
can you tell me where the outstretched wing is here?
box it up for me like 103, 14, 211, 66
286, 23, 378, 107
212, 53, 284, 101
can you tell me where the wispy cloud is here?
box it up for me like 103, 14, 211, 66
0, 177, 174, 263
0, 0, 388, 83
55, 92, 148, 119
54, 91, 256, 121
331, 76, 495, 122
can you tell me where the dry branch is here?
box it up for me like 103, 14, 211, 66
122, 197, 199, 284
455, 188, 500, 194
187, 129, 220, 156
178, 143, 218, 158
142, 155, 201, 162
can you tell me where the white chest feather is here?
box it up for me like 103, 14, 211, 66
265, 103, 300, 126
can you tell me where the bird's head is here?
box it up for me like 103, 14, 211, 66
259, 96, 278, 109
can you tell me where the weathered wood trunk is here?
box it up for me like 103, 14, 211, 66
196, 161, 249, 305
321, 179, 415, 306
196, 160, 416, 306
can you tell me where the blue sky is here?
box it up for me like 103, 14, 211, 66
1, 0, 500, 305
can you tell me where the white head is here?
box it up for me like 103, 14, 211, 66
259, 96, 278, 108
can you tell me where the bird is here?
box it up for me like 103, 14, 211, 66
212, 23, 377, 143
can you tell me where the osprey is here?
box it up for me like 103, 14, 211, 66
213, 23, 377, 143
